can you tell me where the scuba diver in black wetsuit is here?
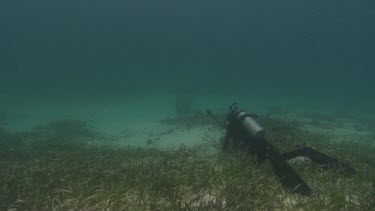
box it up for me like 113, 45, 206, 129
207, 103, 356, 196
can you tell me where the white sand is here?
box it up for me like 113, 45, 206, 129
2, 93, 373, 149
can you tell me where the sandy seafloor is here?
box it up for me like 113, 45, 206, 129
1, 92, 374, 209
2, 92, 374, 149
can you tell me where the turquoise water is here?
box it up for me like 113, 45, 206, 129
1, 0, 374, 128
1, 1, 375, 209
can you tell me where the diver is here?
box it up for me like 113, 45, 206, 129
207, 103, 356, 196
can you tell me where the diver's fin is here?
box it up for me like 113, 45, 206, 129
282, 146, 356, 174
260, 139, 312, 196
270, 158, 312, 196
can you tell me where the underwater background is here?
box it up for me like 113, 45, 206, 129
2, 0, 375, 120
1, 0, 374, 209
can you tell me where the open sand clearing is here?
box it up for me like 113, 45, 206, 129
2, 94, 374, 149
